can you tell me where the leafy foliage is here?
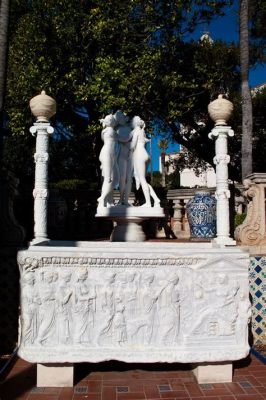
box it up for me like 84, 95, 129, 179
3, 0, 255, 186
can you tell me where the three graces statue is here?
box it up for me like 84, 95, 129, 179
98, 110, 160, 208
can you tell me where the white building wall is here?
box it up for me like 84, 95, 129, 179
180, 167, 216, 188
159, 152, 216, 188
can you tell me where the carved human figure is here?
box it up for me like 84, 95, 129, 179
98, 114, 118, 207
158, 274, 180, 345
22, 272, 41, 345
73, 268, 96, 344
97, 272, 116, 344
36, 271, 57, 345
131, 116, 160, 207
191, 273, 239, 336
115, 110, 133, 205
125, 272, 139, 319
236, 290, 251, 345
57, 271, 73, 344
110, 295, 127, 346
132, 274, 161, 344
214, 273, 239, 335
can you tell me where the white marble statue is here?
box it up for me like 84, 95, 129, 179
115, 110, 133, 205
97, 114, 118, 207
131, 116, 160, 207
97, 112, 161, 209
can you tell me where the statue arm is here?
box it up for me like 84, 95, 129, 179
130, 130, 138, 151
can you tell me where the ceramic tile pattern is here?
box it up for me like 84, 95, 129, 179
249, 256, 266, 344
1, 355, 266, 400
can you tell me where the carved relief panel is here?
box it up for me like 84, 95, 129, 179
17, 246, 250, 363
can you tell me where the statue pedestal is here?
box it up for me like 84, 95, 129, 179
17, 241, 249, 388
192, 362, 233, 383
37, 363, 74, 387
96, 205, 165, 241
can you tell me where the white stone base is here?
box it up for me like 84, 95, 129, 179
18, 242, 250, 366
96, 204, 165, 218
192, 362, 232, 383
111, 219, 146, 241
37, 363, 74, 387
96, 205, 165, 241
212, 237, 236, 246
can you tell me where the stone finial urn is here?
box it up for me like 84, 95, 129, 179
208, 94, 233, 126
29, 90, 56, 122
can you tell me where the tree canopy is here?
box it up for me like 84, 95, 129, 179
2, 0, 264, 185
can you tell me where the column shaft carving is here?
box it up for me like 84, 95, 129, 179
30, 123, 54, 243
209, 126, 235, 245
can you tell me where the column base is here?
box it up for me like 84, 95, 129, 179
30, 237, 50, 246
37, 363, 74, 387
111, 219, 146, 241
192, 362, 232, 384
212, 237, 236, 246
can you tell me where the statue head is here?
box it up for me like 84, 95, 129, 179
23, 272, 35, 285
114, 110, 129, 126
61, 270, 72, 283
132, 115, 145, 129
100, 114, 116, 128
77, 267, 88, 281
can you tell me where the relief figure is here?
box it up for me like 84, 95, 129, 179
131, 274, 161, 345
73, 268, 96, 344
157, 274, 180, 345
22, 272, 41, 345
57, 271, 73, 344
36, 271, 57, 345
191, 273, 239, 336
97, 272, 116, 345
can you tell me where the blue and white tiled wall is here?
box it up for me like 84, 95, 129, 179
249, 256, 266, 344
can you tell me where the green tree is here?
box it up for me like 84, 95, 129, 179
0, 0, 10, 159
4, 0, 236, 185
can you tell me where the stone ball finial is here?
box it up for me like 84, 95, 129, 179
29, 90, 56, 122
208, 94, 233, 126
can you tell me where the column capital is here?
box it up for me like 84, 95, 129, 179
30, 123, 54, 137
208, 125, 234, 140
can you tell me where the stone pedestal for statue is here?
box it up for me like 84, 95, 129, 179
17, 241, 250, 386
192, 362, 233, 384
37, 363, 74, 387
96, 205, 164, 241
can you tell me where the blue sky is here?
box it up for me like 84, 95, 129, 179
150, 1, 266, 171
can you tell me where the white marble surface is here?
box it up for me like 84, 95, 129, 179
97, 111, 161, 209
96, 204, 164, 218
209, 125, 235, 245
17, 242, 250, 364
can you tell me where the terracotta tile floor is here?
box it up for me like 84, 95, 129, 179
1, 355, 266, 400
